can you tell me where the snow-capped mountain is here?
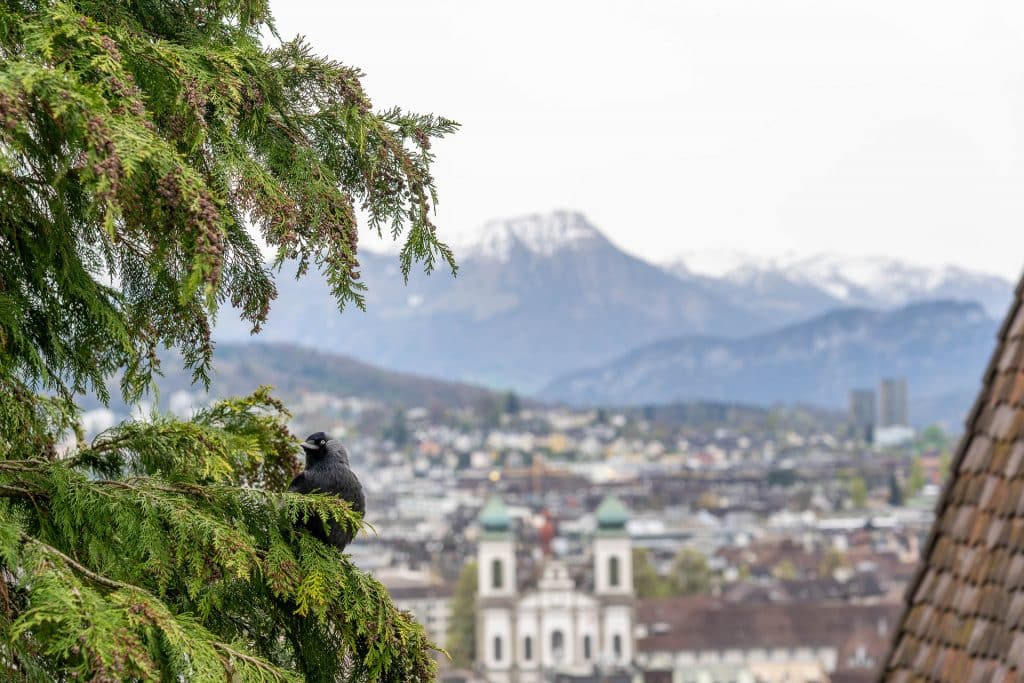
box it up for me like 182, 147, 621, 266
664, 251, 1014, 320
216, 208, 1009, 416
455, 210, 604, 261
218, 211, 759, 390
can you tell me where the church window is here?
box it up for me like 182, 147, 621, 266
609, 555, 620, 587
524, 636, 532, 661
493, 636, 502, 662
551, 630, 565, 661
491, 558, 503, 590
613, 634, 623, 659
583, 635, 592, 660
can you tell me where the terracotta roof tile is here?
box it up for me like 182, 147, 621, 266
880, 274, 1024, 682
1007, 442, 1024, 478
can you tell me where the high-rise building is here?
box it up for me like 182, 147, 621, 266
849, 389, 876, 441
879, 377, 909, 427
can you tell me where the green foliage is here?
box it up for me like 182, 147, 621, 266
0, 0, 457, 679
848, 475, 868, 509
629, 547, 714, 598
938, 450, 952, 481
888, 471, 904, 507
383, 409, 409, 449
916, 424, 948, 454
632, 548, 670, 599
906, 456, 927, 497
1, 392, 439, 681
766, 467, 797, 488
818, 547, 847, 578
501, 392, 520, 416
0, 0, 457, 408
667, 548, 712, 596
445, 561, 476, 667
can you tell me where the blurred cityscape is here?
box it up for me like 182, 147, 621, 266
69, 209, 1016, 682
71, 213, 1014, 682
88, 365, 958, 683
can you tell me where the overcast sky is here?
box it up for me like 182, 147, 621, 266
270, 0, 1024, 279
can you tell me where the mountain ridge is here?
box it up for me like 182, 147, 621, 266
541, 299, 995, 426
662, 250, 1013, 319
218, 210, 1013, 411
84, 342, 509, 415
218, 212, 761, 390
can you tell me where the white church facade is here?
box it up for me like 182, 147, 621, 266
476, 496, 635, 683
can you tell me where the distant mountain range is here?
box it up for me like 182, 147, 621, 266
541, 300, 996, 427
663, 251, 1014, 322
213, 210, 1014, 424
217, 211, 761, 390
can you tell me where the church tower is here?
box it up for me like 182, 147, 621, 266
593, 495, 634, 668
477, 496, 516, 682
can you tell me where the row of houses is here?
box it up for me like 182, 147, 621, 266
393, 497, 904, 683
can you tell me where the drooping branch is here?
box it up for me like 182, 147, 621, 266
20, 531, 127, 591
0, 484, 34, 499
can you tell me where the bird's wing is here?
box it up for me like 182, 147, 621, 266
287, 472, 315, 494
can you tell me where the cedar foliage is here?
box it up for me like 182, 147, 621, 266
0, 0, 457, 679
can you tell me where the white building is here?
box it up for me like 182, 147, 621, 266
476, 496, 635, 683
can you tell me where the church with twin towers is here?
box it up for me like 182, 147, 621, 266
476, 495, 635, 683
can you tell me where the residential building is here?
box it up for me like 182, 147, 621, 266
636, 597, 900, 683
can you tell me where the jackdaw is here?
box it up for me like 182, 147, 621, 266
288, 432, 365, 551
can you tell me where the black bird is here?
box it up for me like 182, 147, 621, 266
288, 432, 365, 551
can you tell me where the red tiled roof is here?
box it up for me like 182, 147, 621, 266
636, 596, 899, 653
881, 274, 1024, 683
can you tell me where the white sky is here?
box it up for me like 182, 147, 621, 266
269, 0, 1024, 279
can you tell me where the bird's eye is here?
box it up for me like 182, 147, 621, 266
319, 439, 325, 445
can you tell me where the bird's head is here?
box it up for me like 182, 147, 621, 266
300, 432, 350, 466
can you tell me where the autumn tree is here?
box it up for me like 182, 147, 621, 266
0, 0, 456, 679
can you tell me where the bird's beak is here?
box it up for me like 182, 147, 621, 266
300, 442, 316, 452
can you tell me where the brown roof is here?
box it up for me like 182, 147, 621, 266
881, 275, 1024, 683
385, 583, 454, 600
636, 596, 900, 653
832, 673, 877, 683
719, 574, 886, 604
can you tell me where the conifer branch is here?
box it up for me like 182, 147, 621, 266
0, 484, 34, 499
0, 461, 42, 472
20, 532, 127, 591
0, 0, 454, 677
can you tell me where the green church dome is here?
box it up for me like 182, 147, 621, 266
595, 495, 630, 531
478, 496, 511, 533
